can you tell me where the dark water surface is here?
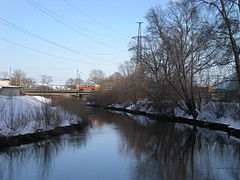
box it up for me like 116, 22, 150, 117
0, 109, 240, 180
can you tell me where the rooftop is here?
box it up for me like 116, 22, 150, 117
0, 85, 21, 88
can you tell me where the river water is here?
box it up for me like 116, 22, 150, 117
0, 108, 240, 180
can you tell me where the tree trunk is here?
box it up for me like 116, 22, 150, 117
220, 0, 240, 88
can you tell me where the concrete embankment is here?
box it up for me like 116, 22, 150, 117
88, 104, 240, 139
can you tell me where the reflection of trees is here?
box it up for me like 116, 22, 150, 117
53, 97, 90, 123
0, 130, 88, 180
90, 109, 240, 180
1, 109, 240, 180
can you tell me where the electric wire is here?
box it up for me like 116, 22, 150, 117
0, 36, 111, 65
25, 0, 126, 51
24, 0, 119, 40
0, 17, 119, 63
63, 0, 130, 39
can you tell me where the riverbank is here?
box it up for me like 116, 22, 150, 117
0, 123, 86, 148
2, 108, 239, 180
87, 104, 240, 139
0, 96, 88, 148
0, 96, 83, 136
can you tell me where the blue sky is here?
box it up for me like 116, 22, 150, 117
0, 0, 168, 84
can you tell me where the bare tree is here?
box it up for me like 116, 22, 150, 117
119, 61, 136, 77
11, 69, 26, 86
118, 61, 147, 103
198, 0, 240, 87
40, 75, 53, 85
22, 77, 36, 88
88, 69, 105, 84
88, 61, 148, 106
65, 78, 84, 87
137, 0, 216, 119
11, 69, 35, 88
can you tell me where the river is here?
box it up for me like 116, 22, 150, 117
0, 108, 240, 180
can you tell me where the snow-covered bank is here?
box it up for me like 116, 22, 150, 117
109, 99, 157, 114
175, 101, 240, 129
0, 96, 80, 136
109, 100, 240, 130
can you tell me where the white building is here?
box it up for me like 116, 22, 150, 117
0, 78, 10, 86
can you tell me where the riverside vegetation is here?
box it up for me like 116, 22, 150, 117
0, 96, 88, 148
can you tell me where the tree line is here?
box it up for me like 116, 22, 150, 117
0, 68, 105, 89
1, 0, 239, 119
90, 0, 240, 120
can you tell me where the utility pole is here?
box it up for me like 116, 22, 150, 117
78, 72, 81, 85
131, 22, 146, 62
76, 66, 81, 86
9, 65, 12, 85
76, 66, 80, 86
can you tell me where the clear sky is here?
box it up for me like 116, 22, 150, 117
0, 0, 168, 84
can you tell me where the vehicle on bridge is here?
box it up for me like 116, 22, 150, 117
74, 84, 100, 91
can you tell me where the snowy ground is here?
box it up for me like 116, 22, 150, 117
3, 95, 238, 137
175, 102, 240, 129
110, 100, 240, 130
109, 99, 157, 114
0, 96, 80, 136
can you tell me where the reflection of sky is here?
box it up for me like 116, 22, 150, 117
0, 110, 240, 180
50, 125, 133, 180
0, 0, 169, 84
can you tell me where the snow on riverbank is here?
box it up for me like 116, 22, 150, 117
110, 99, 157, 114
175, 102, 240, 129
0, 96, 80, 136
110, 100, 240, 130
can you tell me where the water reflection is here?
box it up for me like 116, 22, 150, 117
0, 109, 240, 180
89, 110, 240, 180
0, 130, 88, 180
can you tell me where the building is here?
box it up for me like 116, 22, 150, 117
0, 78, 10, 86
0, 79, 21, 96
0, 85, 21, 96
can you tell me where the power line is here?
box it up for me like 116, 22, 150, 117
0, 36, 110, 65
24, 0, 126, 51
0, 17, 118, 63
25, 0, 119, 40
63, 0, 130, 39
57, 2, 126, 40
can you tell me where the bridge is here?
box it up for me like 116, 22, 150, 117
20, 89, 95, 96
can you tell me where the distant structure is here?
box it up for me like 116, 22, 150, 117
33, 84, 67, 90
131, 22, 146, 62
0, 78, 21, 96
50, 85, 67, 90
0, 78, 10, 86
